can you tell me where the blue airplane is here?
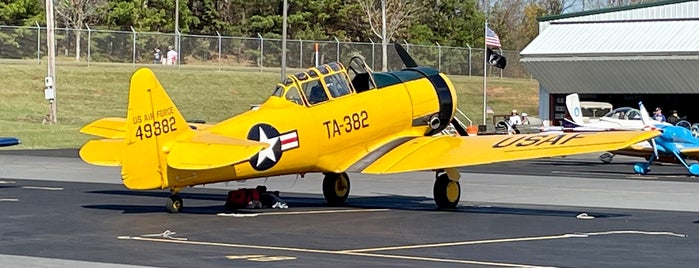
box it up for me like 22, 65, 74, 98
609, 102, 699, 176
0, 137, 20, 147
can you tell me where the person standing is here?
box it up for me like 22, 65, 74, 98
653, 107, 666, 122
166, 46, 178, 65
153, 47, 162, 64
667, 110, 680, 125
508, 109, 522, 134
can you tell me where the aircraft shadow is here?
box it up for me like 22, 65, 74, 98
82, 190, 628, 218
86, 190, 226, 201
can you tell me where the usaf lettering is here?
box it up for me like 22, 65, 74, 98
492, 133, 586, 148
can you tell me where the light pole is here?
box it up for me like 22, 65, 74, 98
281, 0, 287, 82
381, 0, 387, 71
175, 0, 179, 53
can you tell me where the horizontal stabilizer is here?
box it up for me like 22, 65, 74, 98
167, 133, 268, 170
80, 117, 126, 139
79, 139, 125, 166
362, 130, 660, 174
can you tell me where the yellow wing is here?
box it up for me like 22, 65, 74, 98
680, 148, 699, 160
360, 130, 660, 174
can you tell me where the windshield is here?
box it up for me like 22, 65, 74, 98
603, 107, 642, 120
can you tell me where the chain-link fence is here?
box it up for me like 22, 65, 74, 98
0, 25, 529, 78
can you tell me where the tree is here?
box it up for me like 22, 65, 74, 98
54, 0, 106, 61
358, 0, 423, 71
417, 0, 484, 47
0, 0, 44, 25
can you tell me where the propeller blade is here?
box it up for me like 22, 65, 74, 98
394, 42, 418, 68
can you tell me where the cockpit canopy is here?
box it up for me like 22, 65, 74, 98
602, 107, 642, 120
269, 56, 376, 107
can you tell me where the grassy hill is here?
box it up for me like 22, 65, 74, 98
0, 61, 538, 149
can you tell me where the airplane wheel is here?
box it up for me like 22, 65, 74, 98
433, 173, 460, 209
166, 194, 183, 213
322, 172, 350, 205
599, 152, 614, 164
688, 164, 699, 176
633, 163, 650, 175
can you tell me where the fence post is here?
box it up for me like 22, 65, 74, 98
86, 24, 91, 66
216, 31, 221, 71
499, 48, 503, 78
369, 38, 375, 70
466, 44, 472, 76
299, 39, 303, 68
334, 36, 340, 63
35, 21, 41, 64
257, 33, 264, 71
436, 42, 441, 72
130, 26, 136, 66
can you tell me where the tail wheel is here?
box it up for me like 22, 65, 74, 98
322, 172, 350, 205
166, 194, 183, 213
433, 173, 460, 209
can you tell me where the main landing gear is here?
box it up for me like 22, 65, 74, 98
433, 169, 461, 209
322, 172, 350, 205
320, 171, 461, 209
166, 192, 183, 213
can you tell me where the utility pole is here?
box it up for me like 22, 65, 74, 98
45, 0, 57, 124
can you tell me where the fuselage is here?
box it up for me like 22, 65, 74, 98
165, 61, 457, 188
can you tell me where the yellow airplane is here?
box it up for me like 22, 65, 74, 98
79, 44, 659, 213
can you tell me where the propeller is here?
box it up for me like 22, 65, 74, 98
394, 42, 418, 68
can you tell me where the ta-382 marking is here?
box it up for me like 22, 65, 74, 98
323, 110, 369, 138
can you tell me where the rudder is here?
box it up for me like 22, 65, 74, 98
565, 93, 584, 125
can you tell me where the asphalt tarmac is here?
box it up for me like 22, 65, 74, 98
1, 150, 698, 267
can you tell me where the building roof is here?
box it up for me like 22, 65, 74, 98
521, 20, 699, 57
521, 2, 699, 95
538, 0, 696, 22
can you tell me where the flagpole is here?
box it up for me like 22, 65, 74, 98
483, 21, 488, 126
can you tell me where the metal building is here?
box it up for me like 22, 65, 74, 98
520, 0, 699, 124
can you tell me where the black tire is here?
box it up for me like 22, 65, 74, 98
322, 173, 350, 205
433, 173, 460, 209
166, 194, 183, 213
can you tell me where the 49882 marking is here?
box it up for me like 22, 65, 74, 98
135, 116, 177, 140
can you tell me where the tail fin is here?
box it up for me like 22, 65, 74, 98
122, 68, 193, 190
565, 93, 584, 125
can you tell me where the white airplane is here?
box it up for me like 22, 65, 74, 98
558, 93, 670, 131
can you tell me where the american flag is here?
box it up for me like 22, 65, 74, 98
485, 26, 501, 48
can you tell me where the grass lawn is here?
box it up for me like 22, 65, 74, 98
0, 61, 538, 149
